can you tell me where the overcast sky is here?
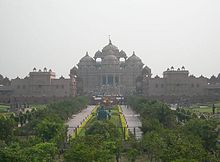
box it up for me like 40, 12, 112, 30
0, 0, 219, 79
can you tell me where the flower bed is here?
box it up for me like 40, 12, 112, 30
118, 105, 129, 140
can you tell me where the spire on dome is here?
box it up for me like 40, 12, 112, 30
108, 35, 112, 45
86, 51, 89, 56
132, 51, 136, 56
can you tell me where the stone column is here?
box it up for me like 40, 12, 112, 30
106, 75, 108, 85
113, 74, 115, 87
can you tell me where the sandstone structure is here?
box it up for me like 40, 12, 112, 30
0, 40, 220, 105
0, 68, 76, 105
70, 39, 151, 96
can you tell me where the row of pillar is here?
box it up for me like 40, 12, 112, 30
102, 75, 120, 86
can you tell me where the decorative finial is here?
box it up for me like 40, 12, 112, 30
86, 51, 89, 56
108, 35, 112, 44
133, 51, 135, 55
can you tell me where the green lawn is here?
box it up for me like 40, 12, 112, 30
186, 103, 220, 114
78, 115, 96, 137
191, 106, 212, 113
0, 104, 9, 113
77, 105, 123, 137
31, 104, 47, 110
109, 106, 121, 126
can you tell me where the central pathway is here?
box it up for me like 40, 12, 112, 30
66, 105, 96, 137
66, 105, 143, 140
120, 105, 143, 139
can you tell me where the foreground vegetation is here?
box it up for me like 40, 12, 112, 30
128, 96, 220, 162
64, 105, 135, 162
0, 96, 219, 162
0, 96, 88, 162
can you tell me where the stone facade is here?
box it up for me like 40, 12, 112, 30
1, 40, 220, 104
70, 40, 151, 96
145, 67, 207, 97
0, 68, 76, 104
70, 40, 220, 103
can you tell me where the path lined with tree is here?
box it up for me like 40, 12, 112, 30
120, 105, 142, 139
66, 105, 96, 137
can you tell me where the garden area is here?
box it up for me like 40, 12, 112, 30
0, 96, 89, 162
128, 96, 220, 162
0, 104, 9, 113
183, 102, 220, 118
0, 96, 219, 162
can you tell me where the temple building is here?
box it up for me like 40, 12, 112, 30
0, 68, 76, 105
70, 39, 151, 96
70, 40, 220, 103
0, 39, 220, 105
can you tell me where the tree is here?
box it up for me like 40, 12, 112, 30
85, 120, 121, 140
160, 129, 206, 161
142, 129, 207, 162
64, 135, 115, 162
0, 142, 58, 162
0, 115, 15, 142
35, 116, 65, 142
127, 148, 139, 162
183, 119, 220, 153
0, 143, 26, 162
24, 142, 58, 162
141, 118, 162, 133
142, 131, 166, 161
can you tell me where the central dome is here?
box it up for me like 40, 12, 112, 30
102, 55, 119, 65
102, 39, 119, 55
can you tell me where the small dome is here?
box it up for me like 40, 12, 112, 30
126, 51, 142, 64
70, 66, 78, 75
119, 50, 127, 58
142, 66, 151, 77
0, 74, 3, 80
199, 75, 206, 79
102, 55, 119, 64
60, 76, 65, 79
94, 50, 102, 58
80, 52, 94, 63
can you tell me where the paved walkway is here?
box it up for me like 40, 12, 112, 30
120, 105, 143, 139
66, 105, 95, 137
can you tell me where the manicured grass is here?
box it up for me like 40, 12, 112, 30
109, 106, 121, 126
72, 106, 99, 138
185, 103, 220, 114
190, 106, 212, 113
0, 104, 9, 113
31, 104, 47, 110
77, 115, 96, 137
74, 105, 126, 139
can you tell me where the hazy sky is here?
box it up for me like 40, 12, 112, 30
0, 0, 219, 79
